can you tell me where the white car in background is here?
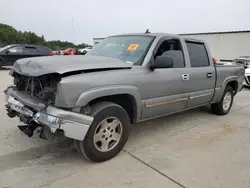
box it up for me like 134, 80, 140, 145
234, 56, 250, 86
213, 58, 234, 66
244, 68, 250, 86
78, 47, 92, 54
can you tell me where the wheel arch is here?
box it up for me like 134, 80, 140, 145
217, 76, 239, 102
75, 85, 142, 124
227, 80, 238, 94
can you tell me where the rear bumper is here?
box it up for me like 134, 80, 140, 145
5, 87, 93, 141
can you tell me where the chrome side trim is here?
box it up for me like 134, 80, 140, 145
139, 103, 209, 122
190, 93, 212, 99
145, 97, 189, 108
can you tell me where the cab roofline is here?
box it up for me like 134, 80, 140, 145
108, 32, 206, 43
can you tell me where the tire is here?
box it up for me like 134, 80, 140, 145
211, 86, 234, 115
77, 102, 131, 162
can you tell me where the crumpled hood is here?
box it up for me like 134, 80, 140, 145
11, 55, 132, 77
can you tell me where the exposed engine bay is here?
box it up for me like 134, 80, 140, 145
12, 72, 61, 104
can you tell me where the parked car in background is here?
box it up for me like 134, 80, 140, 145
52, 51, 59, 55
235, 56, 250, 86
220, 61, 234, 66
0, 44, 53, 68
62, 48, 77, 55
61, 48, 84, 55
4, 33, 245, 162
234, 56, 250, 68
244, 68, 250, 87
213, 58, 234, 66
78, 47, 92, 54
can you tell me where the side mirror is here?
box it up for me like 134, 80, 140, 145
150, 56, 174, 70
5, 50, 9, 54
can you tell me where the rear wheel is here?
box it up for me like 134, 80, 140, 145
211, 86, 234, 115
76, 102, 131, 162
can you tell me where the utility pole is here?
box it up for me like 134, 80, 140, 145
72, 18, 76, 44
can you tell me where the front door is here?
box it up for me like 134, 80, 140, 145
141, 38, 190, 120
141, 68, 190, 120
4, 46, 24, 65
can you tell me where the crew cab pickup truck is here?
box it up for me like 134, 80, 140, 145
4, 33, 244, 162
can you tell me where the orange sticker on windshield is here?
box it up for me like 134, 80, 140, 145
127, 44, 139, 51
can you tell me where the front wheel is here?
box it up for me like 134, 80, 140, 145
211, 86, 234, 115
76, 102, 131, 162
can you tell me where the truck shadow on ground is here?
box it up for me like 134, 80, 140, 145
0, 139, 90, 171
0, 106, 212, 170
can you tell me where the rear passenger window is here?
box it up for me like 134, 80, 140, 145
37, 46, 52, 53
186, 42, 210, 67
24, 47, 37, 53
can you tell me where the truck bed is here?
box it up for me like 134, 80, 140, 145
212, 65, 245, 102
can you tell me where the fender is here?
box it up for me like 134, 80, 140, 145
216, 76, 239, 102
75, 85, 142, 122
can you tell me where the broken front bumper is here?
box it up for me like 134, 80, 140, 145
5, 87, 93, 141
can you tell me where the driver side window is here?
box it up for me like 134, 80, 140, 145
8, 46, 23, 53
155, 39, 185, 68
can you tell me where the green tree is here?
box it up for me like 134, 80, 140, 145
0, 23, 91, 49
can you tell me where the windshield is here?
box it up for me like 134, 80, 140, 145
0, 45, 12, 52
87, 36, 154, 64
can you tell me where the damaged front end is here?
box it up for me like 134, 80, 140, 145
5, 72, 94, 141
12, 72, 60, 104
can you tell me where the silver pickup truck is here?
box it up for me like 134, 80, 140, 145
4, 33, 245, 162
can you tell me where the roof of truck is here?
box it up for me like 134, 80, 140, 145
112, 32, 178, 37
110, 33, 205, 43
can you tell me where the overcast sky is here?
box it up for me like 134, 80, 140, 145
0, 0, 249, 45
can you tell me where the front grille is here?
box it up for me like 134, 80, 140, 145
13, 72, 60, 103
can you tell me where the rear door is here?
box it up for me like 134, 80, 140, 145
23, 46, 39, 58
36, 46, 52, 56
184, 41, 216, 108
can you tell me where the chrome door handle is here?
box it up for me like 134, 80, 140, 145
207, 73, 212, 78
182, 74, 189, 81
